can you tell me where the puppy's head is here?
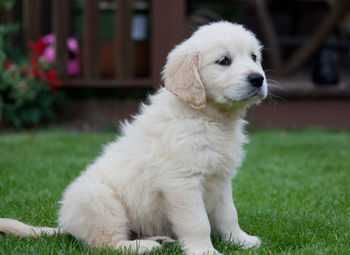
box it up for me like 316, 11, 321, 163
162, 22, 267, 110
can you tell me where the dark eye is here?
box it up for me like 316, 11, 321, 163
251, 53, 257, 62
216, 56, 232, 66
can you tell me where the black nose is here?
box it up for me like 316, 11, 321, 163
248, 73, 264, 88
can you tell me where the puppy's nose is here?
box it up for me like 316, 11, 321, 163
248, 73, 264, 88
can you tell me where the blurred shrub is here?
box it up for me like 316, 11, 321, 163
0, 10, 65, 129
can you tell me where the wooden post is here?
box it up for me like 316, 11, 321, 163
83, 0, 100, 79
52, 0, 70, 79
116, 0, 132, 79
25, 0, 42, 41
151, 0, 186, 88
253, 0, 282, 72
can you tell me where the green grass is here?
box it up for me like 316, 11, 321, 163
0, 130, 349, 254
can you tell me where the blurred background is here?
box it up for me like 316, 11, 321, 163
1, 0, 350, 131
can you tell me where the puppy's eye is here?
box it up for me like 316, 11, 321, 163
216, 56, 232, 66
251, 53, 257, 62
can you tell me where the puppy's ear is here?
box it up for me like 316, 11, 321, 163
162, 49, 206, 109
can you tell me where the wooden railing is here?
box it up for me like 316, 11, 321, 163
23, 0, 186, 88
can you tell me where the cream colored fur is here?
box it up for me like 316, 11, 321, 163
0, 22, 267, 255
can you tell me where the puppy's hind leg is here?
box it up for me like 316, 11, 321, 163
59, 181, 161, 254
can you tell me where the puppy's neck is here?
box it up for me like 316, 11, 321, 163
199, 101, 247, 125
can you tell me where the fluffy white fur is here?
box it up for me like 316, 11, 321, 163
0, 22, 267, 255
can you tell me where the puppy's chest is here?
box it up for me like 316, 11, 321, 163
191, 123, 245, 176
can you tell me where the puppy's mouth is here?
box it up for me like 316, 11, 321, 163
244, 90, 259, 100
243, 88, 266, 100
224, 87, 266, 103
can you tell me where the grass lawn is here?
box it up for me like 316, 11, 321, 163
0, 130, 349, 254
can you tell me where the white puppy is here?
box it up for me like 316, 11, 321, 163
0, 21, 267, 255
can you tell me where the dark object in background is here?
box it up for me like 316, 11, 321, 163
313, 47, 339, 85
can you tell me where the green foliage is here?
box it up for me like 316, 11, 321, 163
0, 130, 350, 254
0, 0, 15, 12
0, 22, 20, 61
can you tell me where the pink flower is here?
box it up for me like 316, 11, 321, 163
28, 34, 80, 76
44, 45, 55, 63
42, 34, 55, 44
67, 37, 79, 53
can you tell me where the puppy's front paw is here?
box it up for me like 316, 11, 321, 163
236, 234, 261, 249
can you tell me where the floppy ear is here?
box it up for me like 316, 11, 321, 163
162, 49, 206, 109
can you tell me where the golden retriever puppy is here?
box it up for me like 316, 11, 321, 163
0, 21, 267, 255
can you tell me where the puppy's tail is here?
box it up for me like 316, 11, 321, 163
0, 218, 59, 237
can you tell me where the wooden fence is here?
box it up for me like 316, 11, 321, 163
13, 0, 186, 88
